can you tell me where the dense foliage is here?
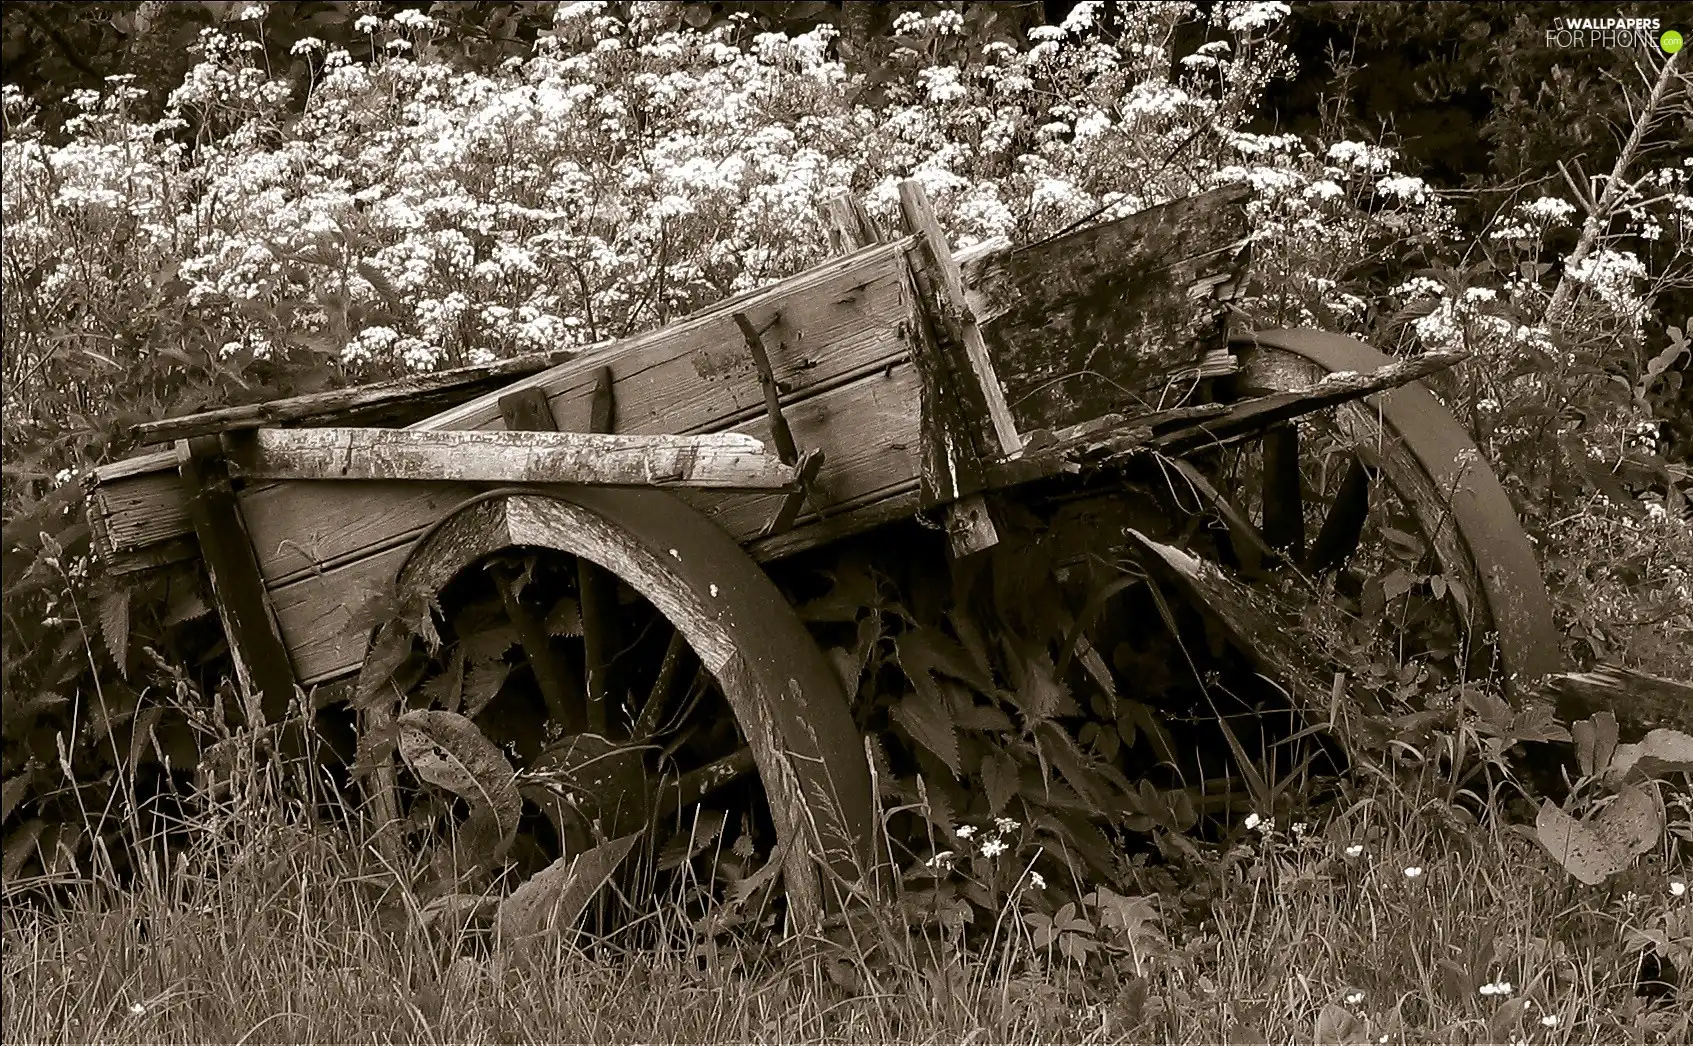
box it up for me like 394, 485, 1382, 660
1, 0, 1687, 963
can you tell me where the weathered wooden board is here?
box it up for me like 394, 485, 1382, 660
130, 346, 592, 444
964, 183, 1250, 436
267, 360, 925, 683
222, 428, 799, 489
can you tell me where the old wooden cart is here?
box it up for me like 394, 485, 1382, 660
87, 181, 1564, 922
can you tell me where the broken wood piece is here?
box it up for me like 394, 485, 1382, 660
944, 493, 999, 559
1543, 664, 1693, 738
1154, 348, 1467, 455
1122, 528, 1374, 757
220, 428, 800, 489
761, 449, 826, 539
133, 346, 590, 444
823, 191, 884, 253
732, 311, 800, 466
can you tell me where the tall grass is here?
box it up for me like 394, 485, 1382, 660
3, 749, 1686, 1045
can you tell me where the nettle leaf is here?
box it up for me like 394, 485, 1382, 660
419, 647, 467, 714
497, 832, 639, 942
896, 626, 995, 696
97, 588, 130, 678
891, 684, 960, 777
545, 595, 582, 637
981, 748, 1019, 817
463, 659, 511, 719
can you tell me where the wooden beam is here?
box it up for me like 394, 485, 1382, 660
133, 346, 591, 444
897, 179, 1021, 458
220, 428, 799, 489
1152, 348, 1467, 455
175, 436, 300, 730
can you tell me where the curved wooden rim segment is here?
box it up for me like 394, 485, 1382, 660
1230, 329, 1565, 693
381, 486, 875, 924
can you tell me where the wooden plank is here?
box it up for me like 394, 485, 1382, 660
132, 346, 590, 443
176, 437, 300, 729
221, 428, 799, 489
966, 183, 1251, 435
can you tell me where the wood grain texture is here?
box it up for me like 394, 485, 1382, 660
222, 428, 798, 490
968, 184, 1250, 435
131, 346, 590, 443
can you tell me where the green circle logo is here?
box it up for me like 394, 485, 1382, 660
1663, 29, 1684, 53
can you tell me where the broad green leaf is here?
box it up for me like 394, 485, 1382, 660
1535, 799, 1627, 885
497, 832, 639, 942
1605, 728, 1693, 783
1588, 784, 1663, 857
1314, 1003, 1366, 1045
397, 709, 520, 868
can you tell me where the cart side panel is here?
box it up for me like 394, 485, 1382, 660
964, 183, 1251, 436
261, 358, 925, 685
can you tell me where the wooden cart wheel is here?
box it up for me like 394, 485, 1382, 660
354, 487, 874, 927
1193, 329, 1564, 695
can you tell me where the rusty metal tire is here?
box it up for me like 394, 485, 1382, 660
1230, 329, 1565, 695
361, 486, 874, 925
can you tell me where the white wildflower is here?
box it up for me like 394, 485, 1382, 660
980, 838, 1008, 859
1478, 980, 1513, 997
1345, 844, 1364, 858
1344, 990, 1365, 1006
955, 824, 976, 839
1403, 866, 1423, 879
1672, 879, 1687, 897
1029, 871, 1046, 890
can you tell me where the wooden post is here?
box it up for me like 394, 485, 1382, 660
895, 180, 1018, 557
175, 436, 300, 731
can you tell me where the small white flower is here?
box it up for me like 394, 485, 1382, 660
955, 824, 976, 839
1478, 980, 1513, 997
1403, 866, 1423, 879
1345, 844, 1364, 858
926, 849, 954, 869
1028, 871, 1046, 890
1244, 812, 1261, 830
1672, 879, 1686, 897
127, 1002, 146, 1017
980, 838, 1008, 859
1291, 821, 1308, 835
1540, 1014, 1560, 1028
1344, 990, 1365, 1006
994, 817, 1019, 833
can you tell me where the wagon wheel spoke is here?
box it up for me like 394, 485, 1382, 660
1305, 454, 1374, 575
578, 557, 618, 733
632, 630, 693, 741
1260, 424, 1306, 560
